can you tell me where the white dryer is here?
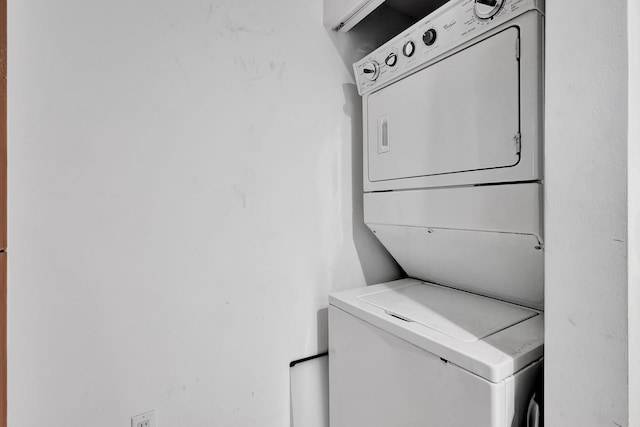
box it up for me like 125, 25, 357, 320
356, 0, 545, 310
329, 0, 545, 426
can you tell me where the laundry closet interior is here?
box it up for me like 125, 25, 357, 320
6, 1, 636, 426
325, 1, 544, 426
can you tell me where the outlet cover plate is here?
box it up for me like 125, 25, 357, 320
131, 410, 156, 427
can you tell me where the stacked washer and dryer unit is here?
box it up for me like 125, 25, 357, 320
329, 0, 545, 426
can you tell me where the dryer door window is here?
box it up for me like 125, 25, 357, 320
367, 27, 521, 183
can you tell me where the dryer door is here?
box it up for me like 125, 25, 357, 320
366, 26, 521, 185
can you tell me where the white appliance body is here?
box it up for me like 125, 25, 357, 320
355, 0, 545, 309
329, 1, 545, 426
329, 279, 544, 427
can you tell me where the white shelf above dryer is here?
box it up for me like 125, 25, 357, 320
323, 0, 449, 32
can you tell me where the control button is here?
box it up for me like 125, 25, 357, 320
385, 53, 398, 67
474, 0, 504, 19
403, 41, 415, 57
422, 29, 437, 46
362, 61, 379, 81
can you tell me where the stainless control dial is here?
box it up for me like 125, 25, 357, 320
422, 29, 437, 46
403, 41, 415, 57
362, 61, 380, 81
474, 0, 504, 20
385, 53, 398, 67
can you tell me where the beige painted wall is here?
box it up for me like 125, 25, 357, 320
628, 1, 640, 426
546, 1, 634, 425
7, 1, 407, 426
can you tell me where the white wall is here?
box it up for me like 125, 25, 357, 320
546, 1, 632, 425
629, 1, 640, 425
8, 1, 406, 426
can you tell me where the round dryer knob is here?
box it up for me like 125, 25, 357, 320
422, 29, 437, 46
385, 53, 398, 67
403, 41, 415, 57
474, 0, 505, 20
362, 61, 379, 81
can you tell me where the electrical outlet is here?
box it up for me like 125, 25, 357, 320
131, 410, 156, 427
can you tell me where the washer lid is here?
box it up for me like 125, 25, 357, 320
358, 282, 537, 343
330, 279, 544, 382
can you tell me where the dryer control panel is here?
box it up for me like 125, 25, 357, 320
354, 0, 544, 95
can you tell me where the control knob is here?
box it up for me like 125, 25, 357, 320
474, 0, 504, 20
362, 61, 379, 81
403, 41, 415, 57
422, 29, 437, 46
385, 53, 398, 67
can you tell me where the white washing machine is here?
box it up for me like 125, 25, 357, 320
329, 0, 545, 426
330, 279, 543, 426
